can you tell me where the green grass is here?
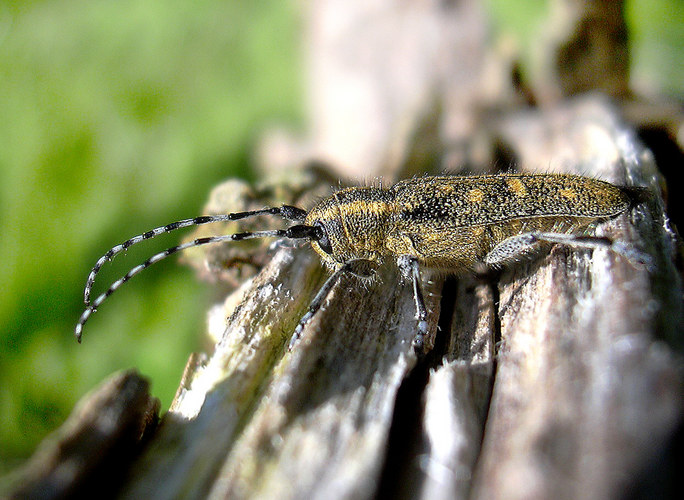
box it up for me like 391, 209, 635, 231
0, 0, 302, 470
627, 0, 684, 96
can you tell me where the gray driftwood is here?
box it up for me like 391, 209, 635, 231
7, 1, 682, 499
5, 371, 159, 499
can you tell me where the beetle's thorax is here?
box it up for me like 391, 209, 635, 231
305, 187, 395, 266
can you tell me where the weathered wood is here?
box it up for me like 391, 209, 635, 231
5, 370, 159, 500
8, 1, 682, 499
535, 0, 631, 102
304, 0, 492, 179
118, 98, 680, 500
378, 97, 683, 500
120, 248, 442, 499
469, 98, 683, 500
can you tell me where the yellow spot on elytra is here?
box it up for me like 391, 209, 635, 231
468, 188, 485, 203
559, 188, 577, 200
506, 178, 528, 197
471, 226, 485, 237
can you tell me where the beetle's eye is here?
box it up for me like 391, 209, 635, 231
314, 221, 333, 255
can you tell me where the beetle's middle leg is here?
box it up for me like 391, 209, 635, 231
397, 255, 429, 353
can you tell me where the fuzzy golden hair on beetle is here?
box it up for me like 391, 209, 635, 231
75, 173, 652, 352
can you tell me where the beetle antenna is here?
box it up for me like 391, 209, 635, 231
83, 205, 307, 304
75, 221, 318, 342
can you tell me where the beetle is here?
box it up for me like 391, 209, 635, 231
75, 173, 651, 351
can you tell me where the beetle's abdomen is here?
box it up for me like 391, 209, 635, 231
392, 174, 630, 226
387, 174, 632, 270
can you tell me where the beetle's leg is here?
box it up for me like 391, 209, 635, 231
397, 255, 429, 353
482, 233, 542, 267
289, 259, 377, 351
484, 232, 653, 270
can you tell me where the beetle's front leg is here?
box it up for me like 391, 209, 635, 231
289, 259, 378, 351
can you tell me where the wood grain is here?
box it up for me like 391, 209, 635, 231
8, 1, 682, 499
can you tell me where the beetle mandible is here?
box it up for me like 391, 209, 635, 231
75, 173, 651, 351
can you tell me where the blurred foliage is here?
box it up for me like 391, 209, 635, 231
627, 0, 684, 96
0, 0, 680, 474
0, 0, 301, 471
486, 0, 683, 96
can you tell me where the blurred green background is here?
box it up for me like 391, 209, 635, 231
0, 0, 303, 472
0, 0, 681, 473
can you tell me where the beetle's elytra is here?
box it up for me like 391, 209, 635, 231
75, 173, 651, 351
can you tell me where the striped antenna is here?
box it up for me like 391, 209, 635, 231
83, 205, 306, 304
76, 205, 311, 342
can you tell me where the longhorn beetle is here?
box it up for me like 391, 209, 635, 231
75, 174, 651, 350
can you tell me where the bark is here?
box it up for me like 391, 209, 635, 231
8, 1, 683, 499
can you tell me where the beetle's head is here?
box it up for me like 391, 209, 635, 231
304, 189, 389, 269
